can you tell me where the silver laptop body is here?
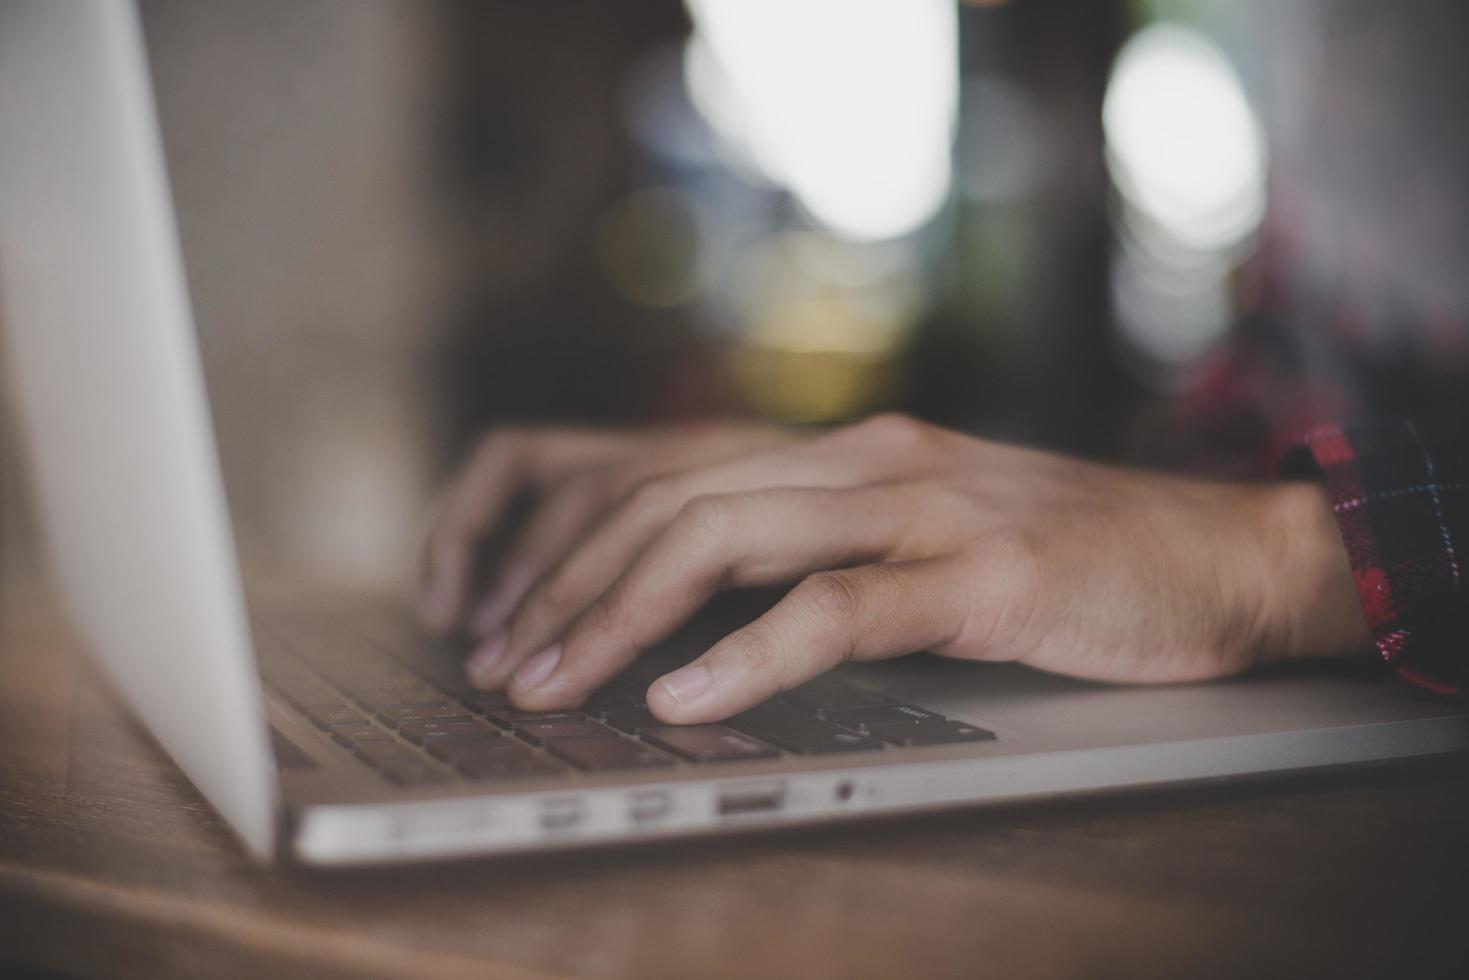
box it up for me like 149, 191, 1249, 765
3, 0, 1466, 867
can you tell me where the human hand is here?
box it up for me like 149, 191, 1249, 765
421, 414, 1371, 724
419, 420, 796, 639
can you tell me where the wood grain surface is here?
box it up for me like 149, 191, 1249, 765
2, 580, 1466, 980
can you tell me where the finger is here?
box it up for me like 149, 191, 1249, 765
427, 423, 791, 636
464, 473, 617, 640
418, 428, 631, 634
490, 426, 899, 670
465, 424, 794, 641
645, 557, 973, 724
462, 427, 802, 685
504, 485, 926, 710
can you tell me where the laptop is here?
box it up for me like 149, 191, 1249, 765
2, 0, 1466, 867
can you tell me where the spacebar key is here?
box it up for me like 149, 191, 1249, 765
641, 725, 780, 763
545, 736, 675, 771
729, 707, 881, 754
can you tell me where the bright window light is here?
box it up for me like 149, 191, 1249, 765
1103, 23, 1266, 253
683, 0, 958, 242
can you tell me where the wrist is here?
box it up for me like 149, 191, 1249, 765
1254, 480, 1373, 663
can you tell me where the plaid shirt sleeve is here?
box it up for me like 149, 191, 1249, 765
1279, 417, 1469, 696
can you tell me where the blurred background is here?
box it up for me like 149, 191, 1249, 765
2, 0, 1443, 593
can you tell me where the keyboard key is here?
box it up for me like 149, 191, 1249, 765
304, 703, 368, 729
330, 723, 393, 747
373, 702, 471, 725
777, 682, 895, 712
874, 721, 996, 747
398, 718, 500, 743
354, 741, 427, 769
455, 688, 513, 712
319, 662, 417, 682
381, 763, 452, 787
515, 719, 610, 746
583, 688, 647, 713
399, 652, 474, 689
823, 704, 946, 731
728, 707, 883, 754
400, 650, 499, 699
483, 708, 584, 730
641, 725, 780, 763
426, 736, 528, 764
545, 735, 675, 771
600, 707, 660, 733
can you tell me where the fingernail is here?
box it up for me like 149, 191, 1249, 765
465, 633, 507, 686
512, 645, 562, 691
656, 664, 710, 705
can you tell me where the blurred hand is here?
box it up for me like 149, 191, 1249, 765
421, 414, 1370, 724
419, 421, 796, 638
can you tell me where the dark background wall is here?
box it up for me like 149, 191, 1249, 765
2, 0, 1130, 588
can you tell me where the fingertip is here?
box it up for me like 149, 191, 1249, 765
505, 677, 556, 711
645, 685, 697, 724
506, 645, 569, 710
464, 633, 508, 689
645, 678, 676, 717
646, 663, 724, 724
656, 663, 711, 705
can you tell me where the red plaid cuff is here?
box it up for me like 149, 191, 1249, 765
1280, 418, 1469, 697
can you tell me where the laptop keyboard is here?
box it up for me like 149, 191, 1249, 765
259, 631, 995, 788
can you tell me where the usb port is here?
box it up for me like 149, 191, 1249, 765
539, 798, 585, 831
716, 782, 784, 817
629, 791, 673, 824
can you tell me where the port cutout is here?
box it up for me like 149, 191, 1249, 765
628, 791, 673, 824
540, 799, 585, 831
716, 782, 785, 817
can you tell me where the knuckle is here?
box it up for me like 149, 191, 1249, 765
919, 479, 972, 514
677, 494, 738, 545
626, 476, 681, 517
797, 570, 864, 628
574, 586, 624, 638
856, 411, 931, 448
721, 621, 781, 678
600, 467, 644, 503
550, 466, 618, 513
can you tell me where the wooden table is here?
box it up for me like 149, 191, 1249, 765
2, 582, 1466, 980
